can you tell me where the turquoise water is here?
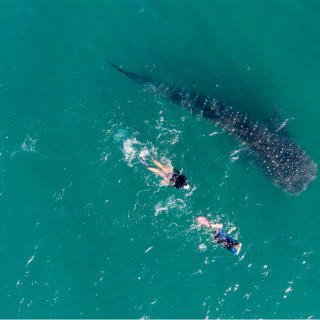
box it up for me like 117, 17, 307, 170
1, 0, 320, 318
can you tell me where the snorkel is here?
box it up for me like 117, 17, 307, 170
183, 183, 191, 190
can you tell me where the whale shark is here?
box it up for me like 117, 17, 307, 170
109, 62, 317, 195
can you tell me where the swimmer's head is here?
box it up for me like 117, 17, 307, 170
182, 183, 191, 190
175, 175, 187, 189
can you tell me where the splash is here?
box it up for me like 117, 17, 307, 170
21, 135, 37, 152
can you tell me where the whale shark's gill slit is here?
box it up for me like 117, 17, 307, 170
109, 63, 317, 195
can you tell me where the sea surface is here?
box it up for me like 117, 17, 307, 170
1, 0, 320, 318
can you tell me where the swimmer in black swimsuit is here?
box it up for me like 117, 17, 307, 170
139, 157, 190, 190
197, 216, 242, 255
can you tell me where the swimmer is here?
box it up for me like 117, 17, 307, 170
197, 216, 242, 255
139, 156, 190, 190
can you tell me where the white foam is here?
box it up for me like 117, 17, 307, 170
27, 255, 35, 266
139, 148, 150, 159
145, 246, 153, 253
21, 136, 37, 153
113, 129, 127, 142
122, 138, 143, 167
154, 196, 187, 216
198, 244, 207, 251
114, 129, 155, 168
154, 201, 168, 216
155, 119, 181, 145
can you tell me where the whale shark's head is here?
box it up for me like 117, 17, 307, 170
253, 131, 318, 195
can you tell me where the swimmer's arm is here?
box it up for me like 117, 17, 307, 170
174, 168, 181, 174
227, 227, 236, 234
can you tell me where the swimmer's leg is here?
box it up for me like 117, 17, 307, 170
146, 167, 167, 179
227, 227, 236, 235
211, 223, 223, 229
151, 158, 173, 174
235, 242, 242, 255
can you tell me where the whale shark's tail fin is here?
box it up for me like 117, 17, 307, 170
108, 62, 153, 86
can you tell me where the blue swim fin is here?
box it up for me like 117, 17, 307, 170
139, 157, 149, 167
230, 247, 237, 255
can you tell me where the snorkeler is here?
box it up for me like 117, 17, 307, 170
197, 216, 242, 255
139, 156, 190, 190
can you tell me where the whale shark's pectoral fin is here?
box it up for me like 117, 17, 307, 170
229, 144, 252, 165
263, 106, 292, 137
